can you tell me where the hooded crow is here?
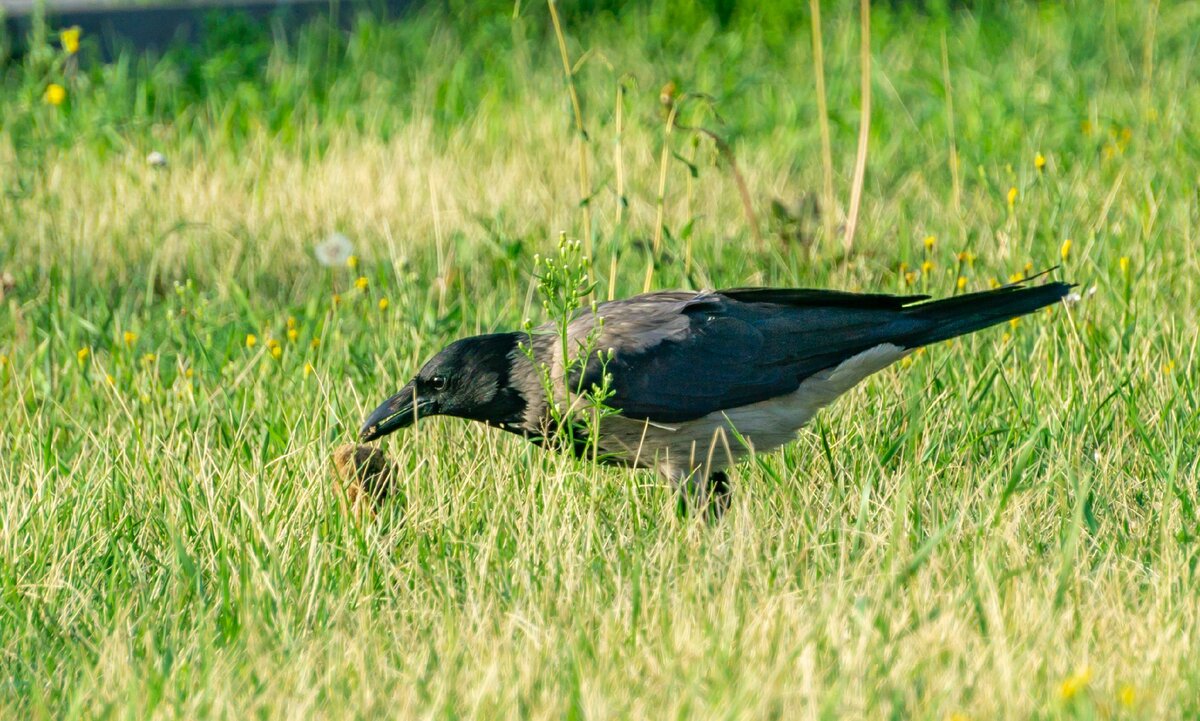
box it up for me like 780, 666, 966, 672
360, 277, 1072, 513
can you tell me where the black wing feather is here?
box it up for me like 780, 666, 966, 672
582, 281, 1069, 424
718, 287, 929, 309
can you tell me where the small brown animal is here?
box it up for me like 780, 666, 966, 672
332, 444, 401, 511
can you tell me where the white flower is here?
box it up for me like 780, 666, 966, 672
147, 151, 167, 167
314, 233, 354, 268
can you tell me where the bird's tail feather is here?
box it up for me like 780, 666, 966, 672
898, 278, 1073, 348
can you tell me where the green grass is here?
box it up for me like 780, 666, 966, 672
2, 1, 1199, 717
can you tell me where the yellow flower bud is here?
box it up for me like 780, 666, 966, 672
59, 26, 81, 54
43, 83, 66, 106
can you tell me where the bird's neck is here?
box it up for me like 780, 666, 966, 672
486, 331, 568, 433
454, 332, 537, 429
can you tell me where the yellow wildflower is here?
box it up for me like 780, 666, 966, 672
989, 278, 1000, 289
286, 316, 297, 329
1001, 332, 1011, 343
957, 276, 967, 291
1060, 239, 1072, 262
944, 714, 970, 721
311, 338, 321, 349
904, 271, 916, 286
378, 298, 390, 311
185, 367, 194, 378
141, 353, 156, 365
287, 327, 299, 342
332, 293, 341, 307
1163, 360, 1176, 375
1119, 256, 1130, 274
347, 255, 359, 270
105, 373, 115, 385
1035, 152, 1046, 171
1009, 317, 1020, 329
899, 262, 909, 273
1118, 684, 1136, 707
355, 276, 369, 291
923, 235, 936, 250
245, 334, 258, 349
1009, 272, 1025, 283
59, 26, 81, 54
43, 83, 66, 106
0, 354, 7, 366
956, 251, 976, 265
123, 331, 137, 346
76, 347, 90, 364
1007, 187, 1018, 207
921, 260, 935, 274
1059, 667, 1092, 701
304, 362, 314, 377
271, 345, 282, 360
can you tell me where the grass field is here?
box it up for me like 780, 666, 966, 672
2, 1, 1199, 717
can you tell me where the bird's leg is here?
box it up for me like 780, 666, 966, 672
675, 469, 732, 520
707, 471, 731, 519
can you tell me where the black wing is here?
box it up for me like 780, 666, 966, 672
581, 283, 1069, 423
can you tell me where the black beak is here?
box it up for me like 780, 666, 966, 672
359, 382, 435, 442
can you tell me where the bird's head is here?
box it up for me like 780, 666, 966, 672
359, 333, 526, 442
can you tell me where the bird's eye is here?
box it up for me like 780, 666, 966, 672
431, 375, 447, 391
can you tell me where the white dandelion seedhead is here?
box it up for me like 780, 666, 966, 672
1064, 286, 1097, 305
147, 151, 167, 167
314, 232, 354, 268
